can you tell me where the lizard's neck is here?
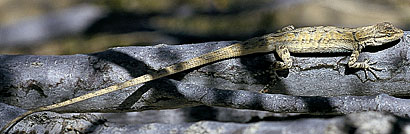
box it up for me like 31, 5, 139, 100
353, 26, 377, 47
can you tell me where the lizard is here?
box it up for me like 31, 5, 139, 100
0, 22, 403, 133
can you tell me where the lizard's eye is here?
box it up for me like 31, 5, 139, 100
386, 33, 391, 36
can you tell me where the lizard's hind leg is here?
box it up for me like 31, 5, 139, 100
273, 46, 293, 70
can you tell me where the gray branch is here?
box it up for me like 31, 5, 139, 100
0, 32, 409, 113
2, 105, 410, 134
0, 32, 409, 133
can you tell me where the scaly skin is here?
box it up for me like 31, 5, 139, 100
1, 22, 403, 133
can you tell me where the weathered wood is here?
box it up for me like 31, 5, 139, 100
0, 32, 409, 114
1, 105, 409, 134
1, 31, 409, 134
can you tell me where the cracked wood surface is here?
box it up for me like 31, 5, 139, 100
0, 32, 409, 113
1, 109, 409, 134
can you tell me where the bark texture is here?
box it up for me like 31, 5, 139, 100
0, 32, 409, 134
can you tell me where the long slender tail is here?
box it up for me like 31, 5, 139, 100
1, 43, 250, 133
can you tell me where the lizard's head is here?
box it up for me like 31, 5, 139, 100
355, 22, 403, 46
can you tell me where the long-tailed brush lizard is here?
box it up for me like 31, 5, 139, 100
1, 22, 404, 133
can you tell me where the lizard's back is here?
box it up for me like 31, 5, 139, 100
265, 26, 358, 53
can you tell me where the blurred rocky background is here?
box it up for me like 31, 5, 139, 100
0, 0, 409, 55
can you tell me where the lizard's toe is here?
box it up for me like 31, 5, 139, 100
368, 68, 380, 80
369, 61, 378, 65
370, 66, 384, 71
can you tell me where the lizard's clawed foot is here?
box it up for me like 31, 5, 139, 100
357, 59, 385, 82
273, 61, 291, 70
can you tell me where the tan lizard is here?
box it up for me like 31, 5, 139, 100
0, 22, 403, 133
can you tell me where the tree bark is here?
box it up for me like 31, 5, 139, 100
0, 31, 409, 133
1, 32, 409, 113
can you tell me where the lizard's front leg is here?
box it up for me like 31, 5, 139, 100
348, 46, 383, 82
274, 45, 293, 70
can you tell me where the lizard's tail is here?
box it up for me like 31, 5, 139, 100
1, 43, 251, 133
